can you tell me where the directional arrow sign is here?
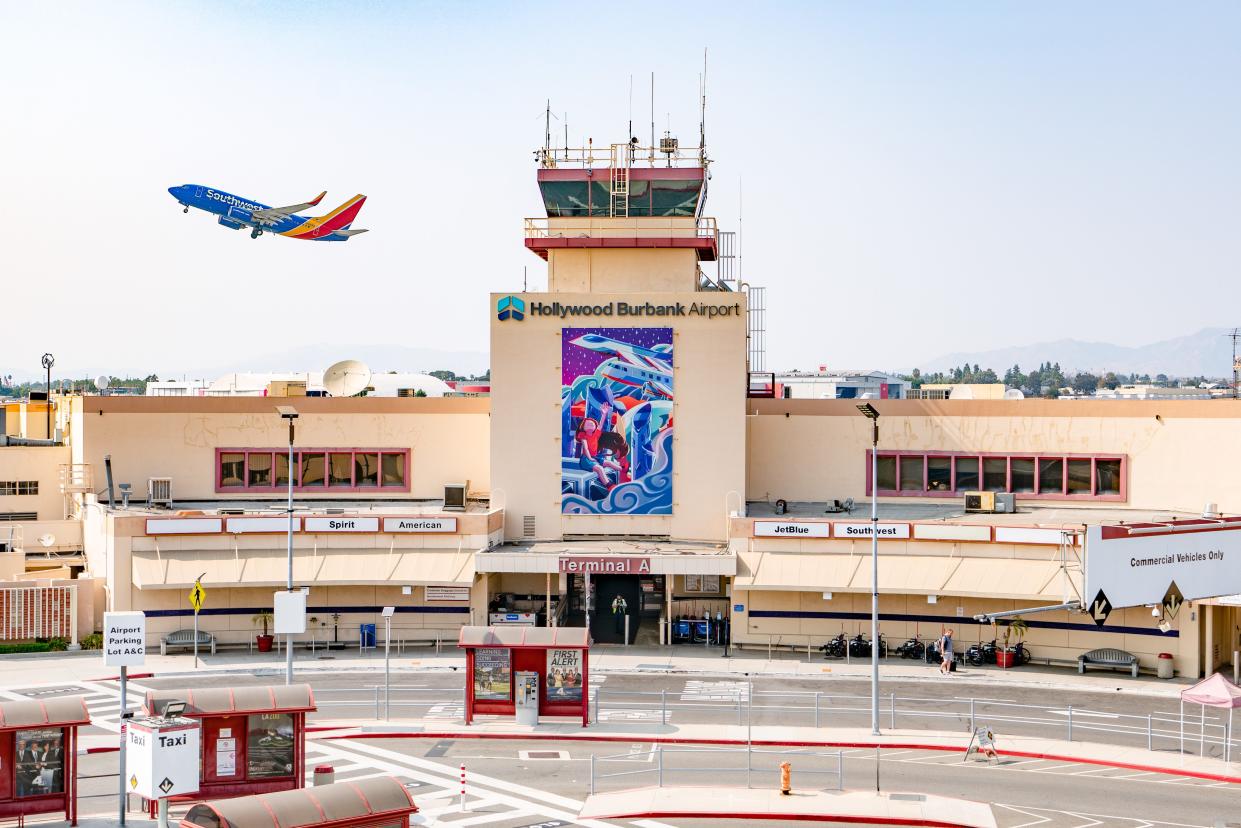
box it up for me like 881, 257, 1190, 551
1162, 581, 1185, 620
159, 777, 174, 794
1089, 589, 1112, 627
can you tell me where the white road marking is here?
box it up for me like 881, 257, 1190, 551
992, 803, 1053, 828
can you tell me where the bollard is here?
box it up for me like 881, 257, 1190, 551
589, 754, 595, 795
1147, 713, 1153, 751
661, 688, 667, 725
460, 764, 468, 812
814, 692, 821, 728
657, 746, 664, 787
313, 765, 335, 786
1067, 705, 1073, 742
969, 698, 976, 732
780, 761, 792, 795
890, 692, 896, 730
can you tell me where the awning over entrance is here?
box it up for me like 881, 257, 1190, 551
735, 550, 1076, 600
145, 684, 316, 717
132, 548, 476, 589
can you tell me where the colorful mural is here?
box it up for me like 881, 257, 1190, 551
562, 327, 673, 515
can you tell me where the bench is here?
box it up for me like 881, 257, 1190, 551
161, 629, 216, 656
1078, 647, 1139, 678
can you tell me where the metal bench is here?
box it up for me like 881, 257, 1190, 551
161, 629, 216, 656
1078, 647, 1138, 678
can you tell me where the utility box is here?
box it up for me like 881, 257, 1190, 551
514, 672, 539, 726
127, 715, 202, 801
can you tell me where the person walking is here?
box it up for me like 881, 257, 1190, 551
939, 628, 954, 675
611, 594, 628, 638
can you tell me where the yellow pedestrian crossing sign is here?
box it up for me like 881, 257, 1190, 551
188, 580, 206, 614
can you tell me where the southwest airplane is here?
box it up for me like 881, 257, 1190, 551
168, 185, 368, 241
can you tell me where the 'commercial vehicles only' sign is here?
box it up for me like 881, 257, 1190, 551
1085, 524, 1241, 609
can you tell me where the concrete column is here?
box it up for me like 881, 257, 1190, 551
1206, 604, 1216, 676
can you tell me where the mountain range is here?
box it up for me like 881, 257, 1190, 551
916, 327, 1236, 378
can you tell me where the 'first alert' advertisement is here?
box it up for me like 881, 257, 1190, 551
1085, 524, 1241, 608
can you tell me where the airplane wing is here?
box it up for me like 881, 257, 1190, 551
249, 191, 327, 225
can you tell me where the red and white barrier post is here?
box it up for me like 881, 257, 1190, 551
459, 763, 467, 812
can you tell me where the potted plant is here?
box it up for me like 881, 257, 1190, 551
253, 610, 275, 652
996, 616, 1028, 668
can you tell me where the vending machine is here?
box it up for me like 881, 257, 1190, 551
514, 671, 539, 726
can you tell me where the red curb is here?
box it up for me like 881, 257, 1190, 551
86, 672, 155, 682
318, 730, 1241, 785
82, 747, 119, 754
593, 812, 975, 827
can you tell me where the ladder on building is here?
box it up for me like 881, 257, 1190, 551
609, 143, 631, 217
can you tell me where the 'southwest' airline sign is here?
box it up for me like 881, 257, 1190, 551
559, 556, 651, 574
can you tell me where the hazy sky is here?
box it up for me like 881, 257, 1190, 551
3, 1, 1239, 380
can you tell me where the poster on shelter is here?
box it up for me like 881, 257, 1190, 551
15, 728, 64, 797
474, 648, 512, 701
562, 327, 673, 515
546, 649, 584, 703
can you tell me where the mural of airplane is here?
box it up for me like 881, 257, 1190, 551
570, 333, 672, 372
168, 185, 368, 241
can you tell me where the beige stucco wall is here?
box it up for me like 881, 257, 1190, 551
547, 249, 699, 293
0, 444, 70, 519
747, 399, 1241, 513
490, 291, 747, 542
71, 396, 490, 502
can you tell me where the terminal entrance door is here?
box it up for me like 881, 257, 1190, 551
591, 576, 641, 644
567, 574, 665, 645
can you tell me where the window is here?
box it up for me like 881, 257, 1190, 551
246, 713, 294, 779
354, 453, 379, 487
875, 455, 896, 490
955, 457, 979, 491
382, 453, 406, 487
1066, 459, 1092, 495
1096, 459, 1121, 495
899, 456, 923, 491
16, 727, 64, 797
869, 452, 1125, 499
217, 449, 409, 492
0, 481, 39, 496
1011, 458, 1035, 493
247, 453, 272, 487
1038, 458, 1063, 494
983, 458, 1007, 492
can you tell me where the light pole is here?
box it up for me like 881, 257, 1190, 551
277, 405, 299, 685
857, 402, 881, 736
41, 353, 54, 439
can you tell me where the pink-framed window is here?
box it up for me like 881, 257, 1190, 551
216, 448, 411, 493
866, 451, 1127, 501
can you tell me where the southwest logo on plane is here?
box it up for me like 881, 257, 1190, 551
168, 185, 369, 241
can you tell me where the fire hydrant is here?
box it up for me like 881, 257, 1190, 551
779, 761, 791, 795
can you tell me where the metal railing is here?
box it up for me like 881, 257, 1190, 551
0, 524, 21, 552
313, 686, 466, 721
524, 216, 717, 241
592, 688, 1239, 762
590, 745, 843, 795
537, 143, 707, 169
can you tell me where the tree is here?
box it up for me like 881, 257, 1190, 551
1101, 372, 1120, 390
429, 370, 457, 382
1071, 372, 1099, 394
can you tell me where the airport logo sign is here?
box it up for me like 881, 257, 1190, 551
497, 295, 525, 321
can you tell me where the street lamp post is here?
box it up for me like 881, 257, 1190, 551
277, 405, 299, 685
41, 353, 54, 439
857, 403, 881, 736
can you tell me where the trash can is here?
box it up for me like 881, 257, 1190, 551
313, 765, 334, 786
1157, 652, 1174, 679
360, 623, 377, 648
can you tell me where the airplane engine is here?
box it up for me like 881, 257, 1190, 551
225, 206, 254, 223
217, 216, 245, 230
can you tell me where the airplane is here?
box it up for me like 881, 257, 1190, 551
168, 185, 368, 241
570, 333, 672, 372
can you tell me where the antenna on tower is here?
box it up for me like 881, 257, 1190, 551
1229, 328, 1241, 399
628, 74, 633, 142
700, 47, 708, 161
539, 100, 559, 165
649, 72, 656, 165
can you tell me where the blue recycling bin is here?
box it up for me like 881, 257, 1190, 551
359, 623, 377, 648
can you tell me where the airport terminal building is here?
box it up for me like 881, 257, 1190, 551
3, 140, 1241, 680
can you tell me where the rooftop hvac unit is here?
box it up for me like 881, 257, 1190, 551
147, 477, 172, 507
444, 481, 469, 511
963, 491, 1016, 514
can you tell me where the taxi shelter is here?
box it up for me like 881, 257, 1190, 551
0, 696, 89, 826
180, 775, 417, 828
459, 626, 589, 726
144, 684, 316, 808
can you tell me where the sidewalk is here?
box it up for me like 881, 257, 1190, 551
306, 717, 1241, 784
0, 644, 1199, 699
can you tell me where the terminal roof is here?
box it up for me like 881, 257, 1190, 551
747, 500, 1200, 529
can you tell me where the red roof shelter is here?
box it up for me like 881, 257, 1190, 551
180, 776, 417, 828
0, 696, 89, 826
144, 684, 316, 814
459, 626, 590, 726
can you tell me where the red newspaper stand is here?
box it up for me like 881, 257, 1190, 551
0, 696, 88, 826
459, 626, 589, 726
179, 776, 417, 828
144, 684, 316, 814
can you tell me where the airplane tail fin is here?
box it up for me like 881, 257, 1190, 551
315, 194, 367, 231
308, 190, 327, 207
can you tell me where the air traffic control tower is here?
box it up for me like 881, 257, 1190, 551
491, 137, 749, 543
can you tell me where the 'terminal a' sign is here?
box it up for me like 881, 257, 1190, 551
559, 557, 651, 574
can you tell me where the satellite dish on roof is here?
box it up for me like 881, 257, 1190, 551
323, 359, 372, 397
38, 534, 56, 548
96, 376, 110, 390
